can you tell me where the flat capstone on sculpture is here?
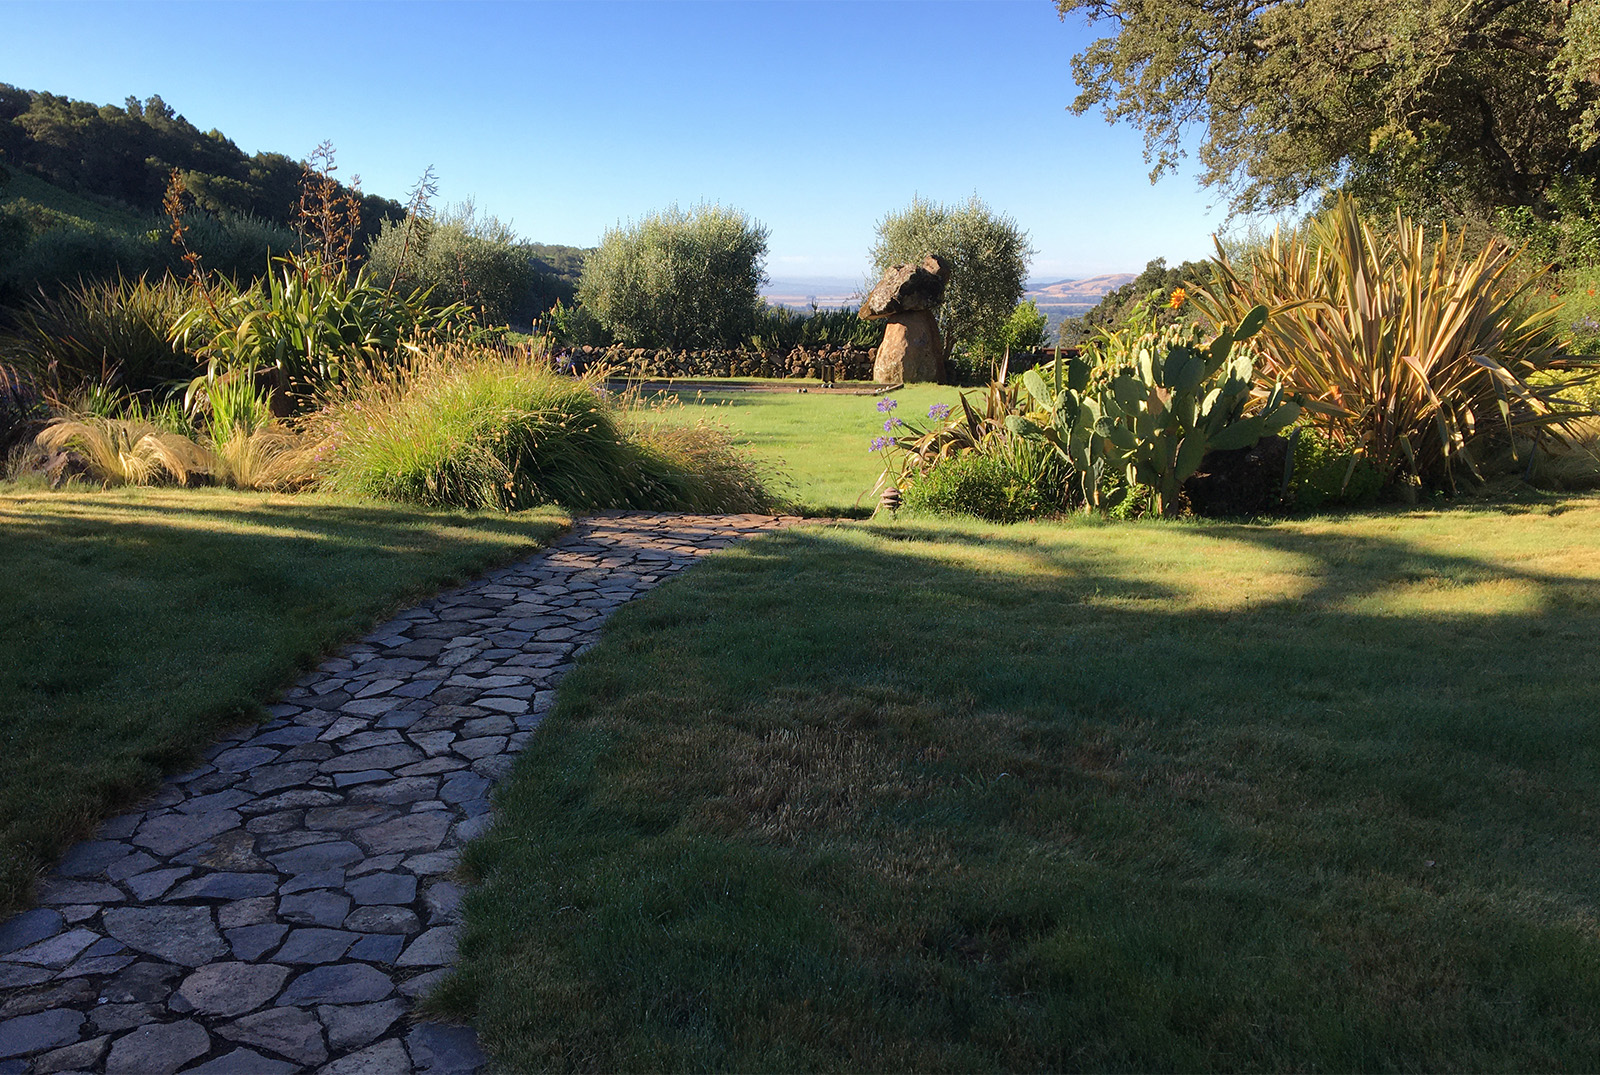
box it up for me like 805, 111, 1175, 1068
0, 512, 801, 1075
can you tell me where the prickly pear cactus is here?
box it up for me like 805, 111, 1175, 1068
1008, 304, 1301, 516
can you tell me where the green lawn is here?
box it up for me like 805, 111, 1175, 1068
639, 382, 957, 514
450, 498, 1600, 1071
0, 488, 566, 915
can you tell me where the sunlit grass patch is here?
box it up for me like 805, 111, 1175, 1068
641, 383, 956, 514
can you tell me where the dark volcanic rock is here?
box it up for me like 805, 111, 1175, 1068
1184, 434, 1290, 517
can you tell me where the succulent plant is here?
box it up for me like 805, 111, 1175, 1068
1007, 304, 1302, 515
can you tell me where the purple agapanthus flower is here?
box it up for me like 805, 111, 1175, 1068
928, 402, 951, 420
870, 436, 894, 451
883, 417, 903, 432
876, 397, 898, 413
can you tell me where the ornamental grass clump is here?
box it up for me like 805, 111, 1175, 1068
622, 419, 783, 514
0, 274, 201, 397
34, 413, 210, 486
310, 344, 777, 512
185, 365, 316, 492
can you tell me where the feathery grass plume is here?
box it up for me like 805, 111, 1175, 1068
309, 344, 634, 509
184, 363, 315, 491
207, 426, 317, 491
1195, 194, 1594, 490
622, 419, 784, 513
36, 413, 210, 486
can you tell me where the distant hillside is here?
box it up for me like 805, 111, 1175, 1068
1025, 273, 1137, 335
1026, 274, 1137, 304
0, 85, 400, 241
0, 84, 590, 313
0, 170, 152, 233
525, 243, 590, 283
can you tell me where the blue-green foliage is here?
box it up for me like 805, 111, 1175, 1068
579, 204, 770, 349
1007, 305, 1301, 516
363, 206, 573, 327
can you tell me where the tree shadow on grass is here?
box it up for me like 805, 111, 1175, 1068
0, 494, 567, 915
458, 510, 1600, 1071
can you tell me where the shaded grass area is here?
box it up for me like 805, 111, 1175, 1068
452, 499, 1600, 1071
643, 383, 955, 514
0, 170, 153, 233
0, 488, 567, 915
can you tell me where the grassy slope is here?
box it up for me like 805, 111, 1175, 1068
453, 499, 1600, 1071
1, 171, 152, 233
640, 383, 956, 514
0, 488, 566, 915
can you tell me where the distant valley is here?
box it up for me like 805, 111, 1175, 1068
762, 273, 1136, 327
1024, 273, 1137, 330
1026, 273, 1137, 304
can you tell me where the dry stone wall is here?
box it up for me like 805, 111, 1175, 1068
558, 346, 878, 381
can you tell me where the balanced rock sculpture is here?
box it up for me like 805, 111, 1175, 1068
860, 254, 949, 383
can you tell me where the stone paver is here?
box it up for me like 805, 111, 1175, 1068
0, 512, 799, 1071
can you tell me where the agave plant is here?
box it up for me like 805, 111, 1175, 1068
1193, 195, 1590, 489
876, 356, 1031, 484
1006, 306, 1298, 516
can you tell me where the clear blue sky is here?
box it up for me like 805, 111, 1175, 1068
3, 0, 1238, 283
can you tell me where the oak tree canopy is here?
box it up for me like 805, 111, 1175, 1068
1059, 0, 1600, 221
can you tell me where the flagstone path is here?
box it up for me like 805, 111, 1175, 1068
0, 512, 802, 1074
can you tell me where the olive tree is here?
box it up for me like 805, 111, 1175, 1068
869, 195, 1034, 356
578, 204, 769, 349
364, 201, 538, 325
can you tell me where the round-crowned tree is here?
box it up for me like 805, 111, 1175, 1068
578, 204, 769, 349
364, 202, 539, 326
869, 195, 1034, 358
